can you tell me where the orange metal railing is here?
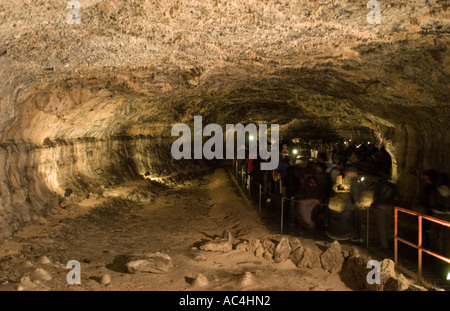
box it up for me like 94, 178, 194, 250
394, 207, 450, 282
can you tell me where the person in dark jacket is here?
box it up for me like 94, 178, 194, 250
295, 167, 320, 231
372, 171, 397, 249
283, 159, 302, 227
327, 166, 363, 242
313, 162, 332, 229
420, 169, 439, 216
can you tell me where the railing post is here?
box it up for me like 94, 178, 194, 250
394, 207, 398, 266
366, 206, 369, 249
248, 177, 251, 197
259, 184, 262, 213
281, 197, 284, 234
241, 168, 244, 188
418, 215, 423, 283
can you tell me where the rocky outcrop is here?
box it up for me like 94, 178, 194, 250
273, 237, 292, 263
340, 248, 412, 291
320, 241, 345, 273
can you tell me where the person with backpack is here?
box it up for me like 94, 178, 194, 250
318, 152, 340, 190
372, 170, 397, 249
284, 161, 302, 229
326, 166, 363, 242
312, 162, 332, 229
295, 167, 320, 231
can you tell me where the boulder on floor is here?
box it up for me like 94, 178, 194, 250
200, 239, 233, 253
384, 274, 409, 291
262, 239, 276, 255
126, 252, 173, 274
273, 237, 292, 263
192, 274, 209, 288
291, 247, 321, 269
340, 250, 369, 290
320, 241, 344, 273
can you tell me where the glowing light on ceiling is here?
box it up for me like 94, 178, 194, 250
292, 149, 298, 155
361, 177, 365, 182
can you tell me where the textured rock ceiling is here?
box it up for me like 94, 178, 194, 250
0, 0, 449, 239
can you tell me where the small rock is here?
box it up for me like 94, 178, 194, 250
262, 240, 276, 255
100, 274, 111, 285
380, 259, 396, 285
384, 274, 409, 291
192, 274, 209, 288
59, 201, 71, 209
126, 252, 173, 274
22, 261, 34, 268
342, 250, 350, 259
237, 272, 254, 287
290, 247, 320, 269
299, 248, 321, 269
19, 276, 36, 291
273, 237, 292, 263
320, 240, 344, 273
350, 247, 360, 258
234, 240, 248, 251
341, 253, 369, 290
200, 239, 233, 253
37, 217, 48, 225
408, 284, 428, 291
30, 268, 52, 281
290, 246, 305, 267
222, 229, 233, 242
289, 238, 302, 251
430, 287, 446, 291
254, 245, 265, 259
38, 256, 52, 265
246, 239, 262, 253
263, 251, 273, 261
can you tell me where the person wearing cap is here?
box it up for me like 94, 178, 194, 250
275, 151, 290, 195
326, 166, 363, 243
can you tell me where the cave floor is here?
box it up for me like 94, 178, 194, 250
0, 168, 354, 291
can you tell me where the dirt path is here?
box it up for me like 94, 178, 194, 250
0, 168, 351, 291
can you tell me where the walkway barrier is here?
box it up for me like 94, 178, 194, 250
394, 207, 450, 282
232, 160, 450, 284
231, 160, 321, 235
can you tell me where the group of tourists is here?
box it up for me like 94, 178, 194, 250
240, 147, 449, 253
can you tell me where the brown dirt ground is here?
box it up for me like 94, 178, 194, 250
0, 168, 352, 291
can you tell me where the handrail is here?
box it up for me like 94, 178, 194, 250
394, 206, 450, 283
